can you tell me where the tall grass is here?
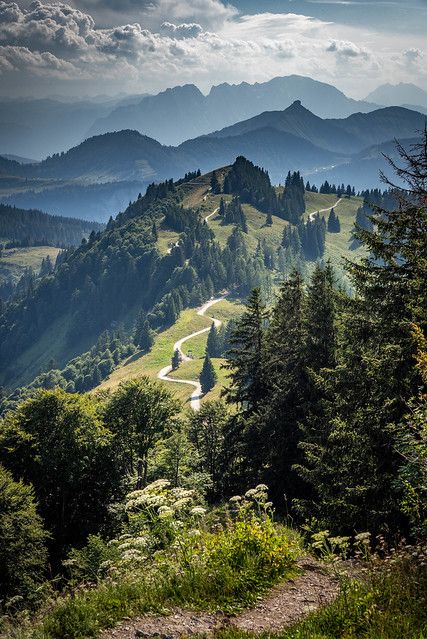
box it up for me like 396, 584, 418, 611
5, 515, 301, 639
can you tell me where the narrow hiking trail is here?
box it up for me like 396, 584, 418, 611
157, 296, 226, 411
100, 560, 339, 639
158, 206, 222, 411
309, 198, 342, 221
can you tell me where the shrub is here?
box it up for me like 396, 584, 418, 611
0, 465, 49, 607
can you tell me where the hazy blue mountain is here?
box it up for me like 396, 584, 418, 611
209, 102, 425, 155
25, 130, 180, 182
329, 106, 427, 148
0, 95, 145, 160
366, 83, 427, 109
207, 100, 361, 154
2, 104, 424, 219
178, 127, 339, 183
1, 154, 38, 164
88, 75, 378, 145
1, 181, 146, 222
306, 137, 418, 190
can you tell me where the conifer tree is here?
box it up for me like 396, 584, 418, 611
171, 349, 182, 371
223, 288, 268, 411
206, 322, 220, 358
152, 221, 158, 242
200, 352, 217, 394
210, 171, 221, 194
134, 311, 154, 352
305, 262, 336, 370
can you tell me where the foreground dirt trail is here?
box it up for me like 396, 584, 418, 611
101, 561, 339, 639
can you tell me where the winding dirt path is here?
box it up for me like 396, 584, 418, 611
101, 560, 339, 639
158, 206, 223, 411
157, 296, 225, 411
309, 198, 342, 221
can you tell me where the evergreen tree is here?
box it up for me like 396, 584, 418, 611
223, 288, 268, 411
171, 349, 182, 371
134, 311, 154, 352
305, 262, 336, 370
200, 352, 217, 394
279, 171, 306, 223
152, 221, 158, 242
206, 322, 221, 358
210, 171, 221, 194
327, 207, 341, 233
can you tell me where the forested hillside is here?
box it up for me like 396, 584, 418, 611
0, 204, 103, 247
0, 134, 426, 639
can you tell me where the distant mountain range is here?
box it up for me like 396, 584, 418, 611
0, 94, 146, 160
366, 83, 427, 110
0, 75, 379, 159
88, 75, 379, 145
1, 101, 425, 220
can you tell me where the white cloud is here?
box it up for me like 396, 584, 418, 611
0, 0, 425, 98
326, 40, 369, 58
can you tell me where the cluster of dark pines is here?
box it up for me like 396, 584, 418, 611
0, 203, 102, 248
281, 214, 326, 261
218, 196, 248, 232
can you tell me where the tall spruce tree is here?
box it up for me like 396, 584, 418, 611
296, 133, 427, 535
305, 262, 337, 370
206, 322, 221, 358
200, 352, 217, 394
223, 288, 268, 411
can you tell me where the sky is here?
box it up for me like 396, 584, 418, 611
0, 0, 426, 99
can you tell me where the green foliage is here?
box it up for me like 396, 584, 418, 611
200, 352, 217, 395
0, 389, 118, 556
223, 157, 278, 215
279, 171, 305, 223
223, 288, 268, 411
0, 203, 102, 248
14, 483, 301, 639
0, 465, 49, 606
134, 311, 154, 352
327, 207, 340, 233
213, 553, 427, 639
104, 377, 180, 486
189, 400, 228, 500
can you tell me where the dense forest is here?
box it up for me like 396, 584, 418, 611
0, 138, 426, 638
0, 160, 275, 390
0, 203, 103, 247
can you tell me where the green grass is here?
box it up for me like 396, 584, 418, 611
96, 299, 244, 408
0, 245, 61, 286
7, 519, 302, 639
204, 195, 288, 252
96, 308, 211, 397
304, 192, 340, 216
156, 228, 181, 255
